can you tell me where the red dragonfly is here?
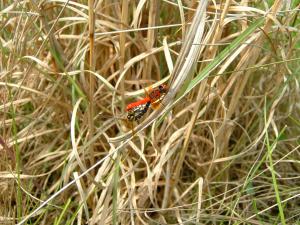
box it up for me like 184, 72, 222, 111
126, 84, 168, 122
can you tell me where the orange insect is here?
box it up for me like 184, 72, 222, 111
126, 84, 168, 122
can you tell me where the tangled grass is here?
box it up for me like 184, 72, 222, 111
1, 0, 300, 224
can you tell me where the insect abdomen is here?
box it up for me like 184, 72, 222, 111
127, 101, 151, 121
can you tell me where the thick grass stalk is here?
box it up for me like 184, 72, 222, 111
112, 155, 120, 225
144, 0, 158, 80
119, 0, 128, 110
88, 0, 95, 166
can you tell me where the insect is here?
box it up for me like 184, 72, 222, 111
126, 84, 168, 122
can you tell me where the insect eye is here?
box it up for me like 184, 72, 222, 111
159, 84, 167, 93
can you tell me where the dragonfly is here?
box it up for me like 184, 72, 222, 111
126, 84, 168, 122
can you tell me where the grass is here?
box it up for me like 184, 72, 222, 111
1, 0, 300, 224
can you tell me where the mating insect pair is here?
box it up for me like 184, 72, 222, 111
126, 84, 168, 122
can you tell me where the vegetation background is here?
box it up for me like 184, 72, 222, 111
1, 0, 300, 224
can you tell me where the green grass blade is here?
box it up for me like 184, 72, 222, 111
176, 18, 265, 100
54, 198, 72, 225
264, 97, 286, 225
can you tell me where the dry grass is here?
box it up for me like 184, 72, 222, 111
1, 0, 300, 224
